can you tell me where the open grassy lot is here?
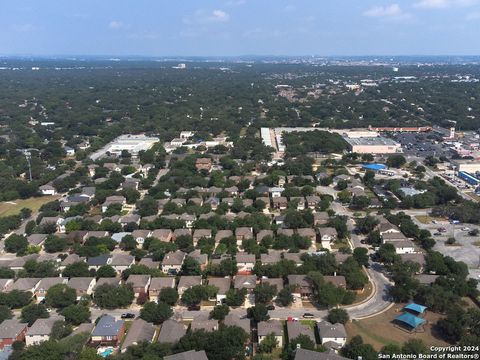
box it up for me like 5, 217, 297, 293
0, 196, 59, 217
345, 304, 450, 351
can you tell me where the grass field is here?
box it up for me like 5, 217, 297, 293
345, 304, 450, 351
0, 196, 59, 217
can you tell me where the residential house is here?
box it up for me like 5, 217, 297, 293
9, 278, 40, 293
293, 349, 349, 360
270, 187, 285, 198
138, 257, 160, 269
306, 196, 321, 210
177, 276, 202, 296
101, 195, 126, 213
391, 240, 416, 254
110, 253, 135, 273
25, 316, 65, 346
297, 228, 317, 244
381, 232, 408, 243
195, 158, 212, 172
318, 321, 347, 348
188, 250, 208, 271
207, 277, 231, 305
131, 229, 152, 248
161, 250, 186, 275
224, 312, 250, 335
0, 319, 28, 350
323, 275, 347, 289
277, 228, 294, 238
173, 229, 191, 240
91, 315, 126, 346
35, 278, 68, 302
120, 318, 156, 353
93, 277, 121, 291
261, 278, 283, 298
214, 230, 233, 243
193, 229, 211, 246
126, 274, 151, 298
258, 320, 284, 348
256, 230, 274, 242
0, 279, 13, 293
157, 319, 186, 345
283, 252, 303, 267
287, 320, 316, 344
236, 252, 256, 275
67, 277, 96, 300
151, 229, 173, 243
291, 197, 305, 211
318, 227, 338, 250
235, 227, 253, 245
190, 314, 218, 332
234, 275, 257, 292
180, 213, 196, 228
313, 212, 330, 226
149, 277, 176, 302
287, 275, 313, 299
164, 350, 208, 360
26, 234, 48, 247
261, 251, 282, 265
39, 184, 56, 196
59, 254, 85, 271
119, 214, 141, 226
272, 197, 288, 210
87, 254, 111, 271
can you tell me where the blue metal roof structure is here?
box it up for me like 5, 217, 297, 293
458, 171, 480, 185
404, 303, 427, 314
395, 312, 426, 329
362, 164, 387, 171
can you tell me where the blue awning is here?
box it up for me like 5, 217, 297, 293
395, 312, 426, 329
404, 303, 427, 314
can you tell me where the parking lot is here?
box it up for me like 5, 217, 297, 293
390, 132, 450, 158
412, 217, 480, 285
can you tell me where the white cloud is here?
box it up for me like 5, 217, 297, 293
209, 10, 230, 22
108, 20, 123, 29
414, 0, 477, 8
12, 24, 35, 32
363, 4, 402, 17
184, 9, 230, 25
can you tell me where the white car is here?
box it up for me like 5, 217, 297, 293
462, 227, 470, 231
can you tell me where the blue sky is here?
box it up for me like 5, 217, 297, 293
1, 0, 480, 56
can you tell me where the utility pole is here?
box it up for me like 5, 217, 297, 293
16, 148, 39, 182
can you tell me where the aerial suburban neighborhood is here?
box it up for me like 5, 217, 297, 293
1, 2, 480, 359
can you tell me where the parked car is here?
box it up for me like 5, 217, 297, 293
266, 305, 275, 311
187, 304, 201, 311
302, 313, 314, 319
121, 313, 135, 319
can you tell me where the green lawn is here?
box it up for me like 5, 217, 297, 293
0, 196, 59, 217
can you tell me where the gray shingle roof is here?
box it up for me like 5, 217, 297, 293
120, 318, 156, 351
157, 319, 187, 344
92, 315, 124, 337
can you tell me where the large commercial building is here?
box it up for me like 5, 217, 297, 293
90, 134, 159, 160
453, 160, 480, 173
344, 136, 401, 154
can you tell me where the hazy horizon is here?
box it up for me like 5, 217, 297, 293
2, 0, 480, 57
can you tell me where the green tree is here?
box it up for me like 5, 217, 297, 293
341, 335, 377, 360
158, 287, 179, 306
60, 304, 91, 325
62, 262, 90, 277
0, 305, 13, 323
225, 288, 247, 307
50, 320, 72, 340
353, 248, 369, 267
402, 339, 428, 355
258, 332, 278, 353
247, 304, 270, 323
46, 284, 76, 309
327, 308, 349, 324
93, 284, 134, 309
254, 283, 277, 305
96, 265, 116, 277
210, 304, 230, 321
21, 303, 49, 326
276, 286, 294, 307
386, 154, 406, 168
5, 234, 28, 254
140, 302, 173, 324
